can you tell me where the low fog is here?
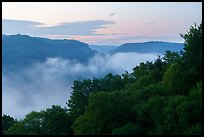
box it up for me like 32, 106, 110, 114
2, 52, 160, 119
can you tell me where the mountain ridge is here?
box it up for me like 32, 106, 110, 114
110, 41, 184, 54
2, 34, 184, 73
2, 34, 98, 73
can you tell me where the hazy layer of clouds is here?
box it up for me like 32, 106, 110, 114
2, 19, 44, 35
2, 52, 160, 119
2, 19, 115, 36
109, 13, 116, 17
74, 35, 183, 46
143, 22, 156, 25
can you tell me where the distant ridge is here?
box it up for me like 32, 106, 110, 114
2, 34, 98, 73
110, 41, 184, 54
89, 45, 117, 54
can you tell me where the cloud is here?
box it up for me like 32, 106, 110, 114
2, 19, 45, 35
39, 20, 115, 36
2, 52, 160, 119
109, 13, 116, 17
2, 19, 115, 36
144, 22, 156, 25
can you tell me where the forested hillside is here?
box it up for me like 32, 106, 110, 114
2, 34, 98, 73
110, 41, 184, 54
2, 23, 202, 135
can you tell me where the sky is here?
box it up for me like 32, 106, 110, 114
2, 2, 202, 45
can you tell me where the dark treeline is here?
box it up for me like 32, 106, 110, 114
2, 23, 202, 135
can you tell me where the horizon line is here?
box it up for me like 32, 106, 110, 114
2, 34, 184, 46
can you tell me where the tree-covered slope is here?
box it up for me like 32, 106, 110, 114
111, 41, 184, 54
2, 34, 98, 73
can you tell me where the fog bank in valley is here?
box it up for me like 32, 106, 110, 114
2, 52, 160, 119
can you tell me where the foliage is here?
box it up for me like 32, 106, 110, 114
2, 115, 17, 135
112, 123, 144, 135
5, 105, 72, 135
181, 22, 202, 87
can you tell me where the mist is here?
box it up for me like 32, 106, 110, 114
2, 52, 160, 119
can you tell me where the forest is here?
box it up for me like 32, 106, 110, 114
2, 23, 202, 135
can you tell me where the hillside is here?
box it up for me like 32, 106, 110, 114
2, 34, 98, 73
89, 45, 117, 53
111, 41, 184, 54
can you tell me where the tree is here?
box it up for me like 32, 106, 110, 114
162, 63, 184, 95
112, 123, 144, 135
162, 50, 181, 68
67, 73, 131, 134
181, 22, 202, 84
6, 112, 45, 135
2, 115, 17, 135
43, 105, 72, 135
72, 91, 136, 135
133, 61, 153, 79
6, 105, 71, 135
